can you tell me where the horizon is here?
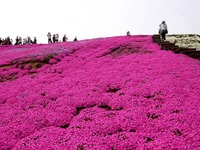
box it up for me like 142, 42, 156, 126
1, 0, 200, 44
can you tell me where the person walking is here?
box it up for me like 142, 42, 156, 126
159, 21, 168, 41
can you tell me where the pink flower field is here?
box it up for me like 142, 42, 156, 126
0, 36, 200, 150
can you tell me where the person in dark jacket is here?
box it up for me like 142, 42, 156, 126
63, 34, 68, 42
53, 34, 56, 43
14, 36, 19, 45
33, 37, 37, 44
6, 36, 11, 45
126, 31, 131, 36
74, 36, 78, 41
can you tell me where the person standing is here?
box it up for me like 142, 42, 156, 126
159, 21, 168, 41
55, 33, 59, 42
74, 36, 78, 41
0, 38, 2, 45
126, 31, 131, 36
62, 34, 68, 42
47, 32, 52, 43
23, 38, 27, 45
27, 36, 32, 44
33, 37, 37, 44
18, 37, 22, 45
14, 36, 19, 45
6, 36, 11, 45
53, 34, 56, 43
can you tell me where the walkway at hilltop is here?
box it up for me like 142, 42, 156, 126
152, 34, 200, 60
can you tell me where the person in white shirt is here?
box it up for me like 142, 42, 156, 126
47, 32, 52, 43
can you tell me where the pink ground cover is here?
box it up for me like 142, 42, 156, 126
0, 36, 200, 150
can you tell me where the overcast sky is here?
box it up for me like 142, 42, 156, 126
1, 0, 200, 43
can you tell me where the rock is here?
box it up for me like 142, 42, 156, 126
24, 64, 31, 70
53, 56, 62, 61
29, 69, 37, 73
49, 59, 58, 64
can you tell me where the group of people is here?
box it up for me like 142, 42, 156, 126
15, 36, 37, 45
0, 36, 37, 46
1, 21, 167, 46
0, 37, 12, 45
47, 32, 78, 44
47, 33, 62, 43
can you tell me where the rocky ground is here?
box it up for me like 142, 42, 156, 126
166, 34, 200, 50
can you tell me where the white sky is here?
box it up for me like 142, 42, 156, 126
0, 0, 200, 43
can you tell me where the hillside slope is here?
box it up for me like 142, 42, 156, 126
0, 36, 200, 149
